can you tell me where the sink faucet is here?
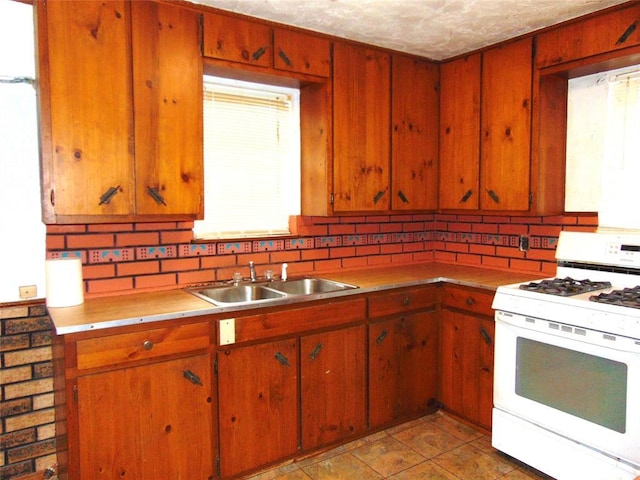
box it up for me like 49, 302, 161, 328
249, 261, 257, 282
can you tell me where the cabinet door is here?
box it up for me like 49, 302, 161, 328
217, 339, 299, 478
301, 325, 366, 450
440, 310, 494, 430
333, 42, 391, 212
481, 38, 532, 211
132, 1, 203, 216
391, 56, 439, 210
274, 28, 331, 77
369, 311, 438, 429
439, 54, 481, 210
39, 0, 134, 220
76, 354, 214, 479
202, 12, 272, 67
536, 3, 640, 68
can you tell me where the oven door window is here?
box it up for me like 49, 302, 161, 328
515, 337, 627, 433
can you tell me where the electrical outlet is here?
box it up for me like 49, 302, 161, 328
219, 318, 236, 345
519, 235, 530, 252
19, 285, 37, 299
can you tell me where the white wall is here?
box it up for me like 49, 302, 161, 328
0, 0, 46, 303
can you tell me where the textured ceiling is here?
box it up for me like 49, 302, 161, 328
190, 0, 628, 60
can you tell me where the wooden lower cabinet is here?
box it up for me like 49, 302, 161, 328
440, 286, 495, 430
369, 311, 439, 428
301, 325, 367, 450
217, 338, 299, 479
75, 354, 215, 480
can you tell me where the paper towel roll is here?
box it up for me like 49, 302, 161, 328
45, 258, 84, 308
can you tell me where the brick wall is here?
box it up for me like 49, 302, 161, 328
0, 303, 57, 479
0, 212, 597, 478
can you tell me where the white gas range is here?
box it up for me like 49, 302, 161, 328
491, 231, 640, 480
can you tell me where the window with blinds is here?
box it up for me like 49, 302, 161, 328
194, 76, 301, 239
565, 64, 640, 215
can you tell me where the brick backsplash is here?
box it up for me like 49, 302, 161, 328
0, 212, 597, 479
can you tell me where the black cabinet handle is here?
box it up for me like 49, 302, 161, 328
373, 190, 385, 204
480, 328, 493, 345
375, 330, 388, 345
309, 343, 323, 361
278, 49, 292, 66
460, 189, 473, 203
147, 186, 167, 206
275, 351, 291, 367
616, 20, 638, 45
252, 46, 267, 61
397, 190, 409, 204
487, 189, 500, 204
99, 185, 120, 205
183, 369, 204, 386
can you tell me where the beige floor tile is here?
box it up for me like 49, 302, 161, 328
430, 414, 485, 442
388, 460, 462, 480
245, 461, 300, 480
350, 435, 426, 477
301, 452, 383, 480
392, 419, 466, 459
432, 443, 515, 480
271, 471, 314, 480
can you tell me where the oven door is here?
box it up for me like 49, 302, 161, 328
494, 311, 640, 468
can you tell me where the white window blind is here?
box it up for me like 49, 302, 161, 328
599, 69, 640, 230
194, 77, 300, 239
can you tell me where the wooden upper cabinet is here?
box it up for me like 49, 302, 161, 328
439, 54, 481, 210
202, 13, 272, 67
38, 0, 135, 220
333, 42, 391, 212
536, 3, 640, 69
481, 38, 532, 211
38, 0, 203, 223
391, 55, 439, 211
274, 28, 331, 77
131, 1, 203, 216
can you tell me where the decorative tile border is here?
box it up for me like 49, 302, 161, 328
285, 238, 314, 250
368, 234, 392, 244
392, 233, 414, 243
137, 246, 177, 259
342, 235, 368, 246
88, 248, 134, 263
253, 239, 285, 252
217, 241, 252, 254
315, 236, 342, 248
180, 244, 217, 257
47, 250, 84, 260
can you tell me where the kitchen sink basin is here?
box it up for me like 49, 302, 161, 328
268, 278, 357, 295
192, 284, 286, 305
188, 277, 358, 306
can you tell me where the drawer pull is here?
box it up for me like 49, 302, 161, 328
142, 340, 154, 351
403, 297, 411, 306
183, 369, 204, 386
465, 297, 475, 306
376, 330, 388, 345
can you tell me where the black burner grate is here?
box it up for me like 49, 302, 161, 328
590, 286, 640, 309
519, 277, 612, 297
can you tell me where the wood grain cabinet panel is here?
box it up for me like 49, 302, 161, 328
333, 42, 391, 212
76, 354, 214, 480
535, 3, 640, 69
37, 0, 203, 222
274, 28, 331, 77
301, 325, 367, 450
217, 339, 299, 478
439, 54, 482, 210
440, 285, 495, 430
391, 55, 439, 211
202, 12, 272, 67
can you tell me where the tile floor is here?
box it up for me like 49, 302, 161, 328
245, 411, 554, 480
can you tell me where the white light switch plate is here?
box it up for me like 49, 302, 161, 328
219, 318, 236, 345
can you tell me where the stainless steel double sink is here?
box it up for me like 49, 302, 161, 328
188, 278, 358, 306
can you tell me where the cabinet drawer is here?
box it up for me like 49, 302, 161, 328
76, 322, 210, 370
441, 285, 494, 316
368, 286, 437, 318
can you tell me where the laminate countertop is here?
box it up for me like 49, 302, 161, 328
47, 262, 542, 335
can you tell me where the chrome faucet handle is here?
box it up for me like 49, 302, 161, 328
249, 261, 257, 282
